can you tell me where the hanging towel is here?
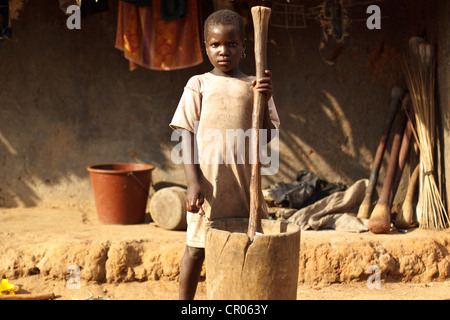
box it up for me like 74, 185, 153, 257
116, 0, 203, 71
161, 0, 186, 21
115, 2, 149, 69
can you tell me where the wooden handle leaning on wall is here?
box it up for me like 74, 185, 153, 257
368, 96, 408, 234
389, 94, 413, 207
395, 163, 420, 229
248, 6, 271, 240
357, 86, 405, 219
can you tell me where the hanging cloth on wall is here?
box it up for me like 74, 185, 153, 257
0, 0, 12, 43
115, 0, 203, 71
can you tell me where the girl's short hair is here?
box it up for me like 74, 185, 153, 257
204, 9, 245, 41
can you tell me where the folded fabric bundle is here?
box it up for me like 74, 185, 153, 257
269, 170, 346, 209
276, 179, 369, 233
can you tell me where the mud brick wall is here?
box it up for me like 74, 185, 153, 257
0, 0, 448, 211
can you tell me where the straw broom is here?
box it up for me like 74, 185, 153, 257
402, 36, 449, 230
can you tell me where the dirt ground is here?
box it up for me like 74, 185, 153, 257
8, 274, 450, 300
1, 207, 450, 300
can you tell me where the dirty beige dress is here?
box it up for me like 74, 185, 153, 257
170, 72, 280, 248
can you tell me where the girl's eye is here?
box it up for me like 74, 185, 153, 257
229, 43, 237, 47
211, 43, 219, 48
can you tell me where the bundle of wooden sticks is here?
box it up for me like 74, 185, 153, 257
358, 37, 449, 233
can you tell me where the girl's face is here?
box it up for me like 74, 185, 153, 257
205, 24, 245, 76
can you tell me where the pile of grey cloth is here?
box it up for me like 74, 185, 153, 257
269, 170, 369, 232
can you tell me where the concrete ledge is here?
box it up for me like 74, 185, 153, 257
1, 208, 449, 285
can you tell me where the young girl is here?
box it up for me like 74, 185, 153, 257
170, 9, 280, 300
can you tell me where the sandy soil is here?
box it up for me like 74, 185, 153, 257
8, 274, 450, 300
